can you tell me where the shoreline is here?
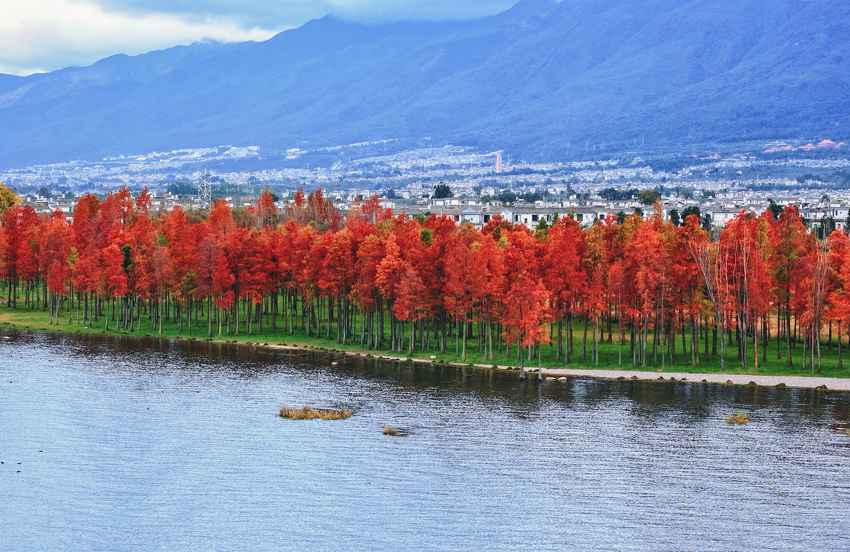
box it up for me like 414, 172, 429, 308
131, 335, 850, 391
3, 322, 848, 391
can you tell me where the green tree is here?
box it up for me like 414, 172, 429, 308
818, 216, 836, 239
616, 210, 627, 224
0, 182, 21, 216
121, 244, 133, 274
419, 228, 433, 246
534, 218, 549, 240
166, 181, 196, 196
637, 189, 662, 205
682, 205, 701, 222
433, 183, 453, 199
767, 199, 782, 219
669, 208, 681, 227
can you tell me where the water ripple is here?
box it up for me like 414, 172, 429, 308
1, 329, 849, 551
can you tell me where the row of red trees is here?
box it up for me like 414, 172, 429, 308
0, 186, 844, 375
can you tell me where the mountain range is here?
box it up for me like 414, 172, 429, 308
1, 0, 849, 169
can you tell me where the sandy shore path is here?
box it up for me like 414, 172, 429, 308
256, 342, 850, 391
532, 367, 850, 390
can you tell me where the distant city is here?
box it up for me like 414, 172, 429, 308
3, 137, 850, 233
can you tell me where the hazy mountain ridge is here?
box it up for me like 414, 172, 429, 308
1, 0, 848, 168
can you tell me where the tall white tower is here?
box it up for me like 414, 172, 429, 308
197, 170, 212, 210
496, 152, 503, 173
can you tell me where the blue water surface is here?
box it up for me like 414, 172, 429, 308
2, 329, 849, 551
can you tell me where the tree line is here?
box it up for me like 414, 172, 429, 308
0, 185, 844, 378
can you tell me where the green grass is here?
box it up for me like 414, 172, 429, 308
1, 301, 849, 379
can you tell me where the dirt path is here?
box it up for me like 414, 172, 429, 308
530, 367, 850, 390
264, 343, 850, 391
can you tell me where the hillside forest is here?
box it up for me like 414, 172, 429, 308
0, 185, 844, 377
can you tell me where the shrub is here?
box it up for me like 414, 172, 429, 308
725, 411, 750, 424
280, 405, 352, 420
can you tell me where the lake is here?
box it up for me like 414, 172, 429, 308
2, 329, 850, 551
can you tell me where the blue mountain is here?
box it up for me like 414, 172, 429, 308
1, 0, 848, 168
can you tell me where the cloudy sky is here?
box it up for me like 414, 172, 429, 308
0, 0, 515, 76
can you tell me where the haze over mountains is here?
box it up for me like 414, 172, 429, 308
1, 0, 849, 169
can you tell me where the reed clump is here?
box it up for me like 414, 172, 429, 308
383, 426, 399, 436
725, 411, 750, 424
280, 405, 352, 420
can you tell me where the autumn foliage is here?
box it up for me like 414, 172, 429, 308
0, 187, 846, 374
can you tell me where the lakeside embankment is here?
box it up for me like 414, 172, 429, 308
2, 312, 847, 391
249, 340, 850, 390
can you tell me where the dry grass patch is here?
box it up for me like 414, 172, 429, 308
725, 411, 750, 424
280, 405, 352, 420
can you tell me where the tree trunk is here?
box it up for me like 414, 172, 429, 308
786, 301, 792, 367
518, 340, 525, 380
581, 316, 588, 361
462, 313, 467, 361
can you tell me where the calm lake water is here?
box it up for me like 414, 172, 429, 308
2, 329, 850, 551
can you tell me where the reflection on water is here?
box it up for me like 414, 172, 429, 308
2, 329, 849, 551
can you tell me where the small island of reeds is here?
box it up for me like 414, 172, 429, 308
280, 405, 352, 420
725, 411, 750, 424
382, 426, 399, 436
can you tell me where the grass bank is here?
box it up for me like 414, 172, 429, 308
2, 302, 849, 383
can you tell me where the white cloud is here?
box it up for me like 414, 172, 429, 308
80, 0, 511, 27
327, 0, 512, 22
0, 0, 277, 75
0, 0, 515, 75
